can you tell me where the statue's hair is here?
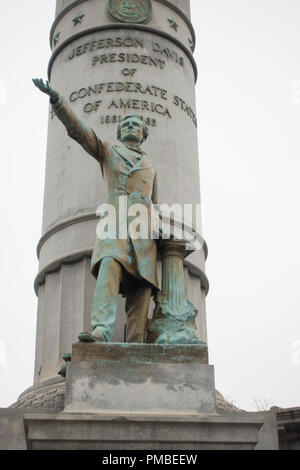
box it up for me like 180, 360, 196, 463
117, 114, 149, 143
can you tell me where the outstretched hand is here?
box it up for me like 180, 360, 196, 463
32, 78, 59, 103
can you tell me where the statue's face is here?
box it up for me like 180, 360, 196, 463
120, 117, 143, 144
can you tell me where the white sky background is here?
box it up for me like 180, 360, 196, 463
0, 0, 299, 410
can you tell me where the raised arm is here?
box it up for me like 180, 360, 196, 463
32, 79, 101, 161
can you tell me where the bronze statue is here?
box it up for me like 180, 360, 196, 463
33, 79, 159, 344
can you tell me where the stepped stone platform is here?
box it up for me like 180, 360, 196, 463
4, 343, 279, 450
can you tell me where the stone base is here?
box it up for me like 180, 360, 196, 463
65, 342, 215, 415
10, 377, 66, 411
4, 343, 280, 450
0, 408, 279, 450
10, 379, 241, 413
23, 411, 269, 450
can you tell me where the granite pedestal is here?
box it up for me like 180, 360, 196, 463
20, 343, 276, 450
24, 412, 266, 450
65, 342, 216, 415
2, 342, 278, 450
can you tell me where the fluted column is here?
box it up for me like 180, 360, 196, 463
148, 240, 206, 345
161, 241, 185, 309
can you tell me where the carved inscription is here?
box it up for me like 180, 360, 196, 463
99, 115, 156, 126
67, 82, 197, 125
68, 37, 144, 60
92, 53, 166, 70
69, 82, 171, 118
152, 42, 184, 67
60, 34, 197, 127
174, 96, 197, 127
68, 36, 184, 69
107, 99, 171, 117
70, 83, 168, 101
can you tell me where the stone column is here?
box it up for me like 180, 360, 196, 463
18, 0, 209, 404
148, 240, 205, 344
161, 242, 186, 309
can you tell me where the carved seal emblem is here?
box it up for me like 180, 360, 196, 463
107, 0, 152, 24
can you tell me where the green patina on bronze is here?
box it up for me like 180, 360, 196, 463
58, 352, 72, 377
32, 78, 202, 350
33, 78, 158, 347
53, 32, 60, 46
72, 342, 208, 364
168, 18, 179, 32
148, 240, 205, 345
107, 0, 152, 24
72, 13, 85, 26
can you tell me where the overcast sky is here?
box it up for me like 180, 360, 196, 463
0, 0, 299, 411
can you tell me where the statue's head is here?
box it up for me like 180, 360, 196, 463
117, 115, 149, 145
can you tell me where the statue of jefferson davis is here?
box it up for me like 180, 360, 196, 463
33, 79, 159, 344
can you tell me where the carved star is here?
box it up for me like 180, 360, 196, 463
189, 38, 194, 51
168, 18, 178, 32
72, 13, 85, 26
53, 32, 60, 47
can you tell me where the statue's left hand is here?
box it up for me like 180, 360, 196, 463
32, 78, 60, 103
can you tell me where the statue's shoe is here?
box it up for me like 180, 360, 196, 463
58, 364, 66, 378
78, 330, 106, 343
57, 353, 71, 377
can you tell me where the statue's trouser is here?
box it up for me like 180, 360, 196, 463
91, 257, 152, 343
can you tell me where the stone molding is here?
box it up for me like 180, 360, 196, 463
50, 0, 195, 50
37, 212, 98, 258
47, 24, 198, 82
34, 249, 209, 296
37, 212, 208, 259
